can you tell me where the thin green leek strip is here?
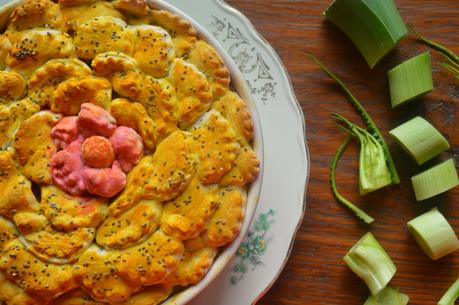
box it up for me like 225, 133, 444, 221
439, 279, 459, 305
333, 114, 392, 195
408, 207, 459, 260
388, 52, 433, 108
344, 232, 396, 295
330, 135, 375, 224
307, 54, 400, 184
411, 159, 459, 201
364, 287, 409, 305
441, 55, 459, 80
411, 26, 459, 64
389, 116, 449, 165
324, 0, 407, 68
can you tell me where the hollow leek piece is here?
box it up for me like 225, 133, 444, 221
439, 279, 459, 305
324, 0, 407, 68
344, 233, 396, 295
330, 136, 375, 224
364, 287, 409, 305
411, 159, 459, 201
333, 114, 392, 195
407, 207, 459, 260
389, 116, 449, 165
387, 52, 434, 108
307, 54, 400, 185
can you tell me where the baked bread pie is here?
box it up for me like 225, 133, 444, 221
0, 0, 260, 304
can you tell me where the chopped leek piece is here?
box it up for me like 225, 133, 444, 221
324, 0, 407, 68
330, 136, 375, 224
439, 279, 459, 305
407, 207, 459, 260
389, 116, 449, 165
307, 54, 400, 184
411, 159, 459, 201
387, 52, 433, 108
333, 114, 392, 195
364, 287, 409, 305
344, 233, 396, 295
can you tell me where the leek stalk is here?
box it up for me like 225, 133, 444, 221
364, 287, 409, 305
439, 279, 459, 305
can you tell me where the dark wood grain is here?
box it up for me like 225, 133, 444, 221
223, 1, 459, 304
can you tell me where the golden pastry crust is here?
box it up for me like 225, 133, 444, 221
191, 110, 240, 185
59, 0, 98, 7
143, 130, 196, 201
220, 146, 260, 187
51, 76, 112, 116
122, 286, 173, 305
13, 211, 49, 235
0, 151, 39, 218
6, 29, 75, 76
50, 289, 105, 305
0, 216, 18, 251
161, 176, 218, 240
0, 272, 43, 305
168, 59, 212, 128
61, 1, 124, 30
0, 35, 12, 69
96, 200, 162, 249
74, 16, 134, 60
188, 40, 230, 100
0, 71, 25, 101
204, 187, 246, 248
0, 239, 77, 300
114, 0, 149, 16
28, 58, 92, 108
13, 111, 62, 185
131, 25, 175, 78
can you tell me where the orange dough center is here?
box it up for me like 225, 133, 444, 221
81, 136, 115, 168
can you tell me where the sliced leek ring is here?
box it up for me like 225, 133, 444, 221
364, 287, 409, 305
439, 278, 459, 305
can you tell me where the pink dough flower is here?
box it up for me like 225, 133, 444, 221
77, 103, 117, 137
82, 161, 126, 198
110, 126, 144, 172
51, 116, 79, 150
51, 140, 86, 195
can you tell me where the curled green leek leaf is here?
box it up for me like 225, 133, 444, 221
408, 207, 459, 260
324, 0, 407, 68
333, 113, 392, 195
344, 232, 396, 295
307, 54, 400, 185
364, 287, 409, 305
439, 279, 459, 305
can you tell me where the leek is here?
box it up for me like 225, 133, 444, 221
389, 116, 449, 165
408, 207, 459, 260
324, 0, 407, 68
411, 159, 459, 201
439, 279, 459, 305
364, 287, 409, 305
307, 54, 400, 184
387, 52, 434, 108
344, 232, 396, 295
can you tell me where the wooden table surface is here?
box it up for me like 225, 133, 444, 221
223, 1, 459, 304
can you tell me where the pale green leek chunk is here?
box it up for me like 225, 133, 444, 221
439, 279, 459, 305
411, 159, 459, 201
389, 116, 449, 165
388, 52, 433, 108
324, 0, 407, 68
364, 287, 409, 305
344, 233, 396, 295
408, 207, 459, 260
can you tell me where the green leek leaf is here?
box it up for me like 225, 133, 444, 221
364, 287, 409, 305
344, 232, 396, 295
324, 0, 407, 68
439, 279, 459, 305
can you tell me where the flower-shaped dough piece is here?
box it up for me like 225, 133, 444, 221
74, 245, 140, 303
0, 98, 40, 149
28, 58, 92, 108
0, 239, 77, 300
163, 247, 217, 287
0, 35, 12, 69
219, 146, 260, 187
50, 289, 105, 305
77, 103, 117, 137
123, 285, 173, 305
131, 25, 175, 78
116, 230, 184, 286
168, 59, 212, 128
0, 151, 40, 218
6, 29, 75, 76
0, 71, 25, 101
0, 272, 41, 305
74, 16, 134, 60
0, 216, 18, 251
13, 211, 48, 235
51, 116, 79, 150
143, 130, 196, 201
96, 200, 162, 249
20, 226, 95, 264
191, 110, 240, 185
51, 76, 112, 116
41, 185, 108, 231
188, 40, 230, 100
82, 161, 126, 198
13, 111, 62, 185
51, 140, 86, 195
61, 1, 124, 31
204, 187, 246, 247
161, 176, 218, 240
110, 126, 145, 172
